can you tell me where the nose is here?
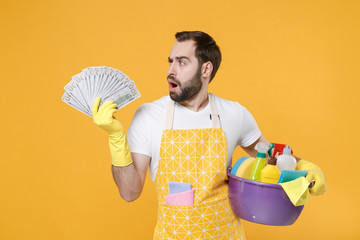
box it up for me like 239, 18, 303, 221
167, 62, 176, 76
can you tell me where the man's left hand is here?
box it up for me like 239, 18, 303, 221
296, 160, 326, 196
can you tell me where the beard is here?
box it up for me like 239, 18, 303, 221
168, 67, 202, 102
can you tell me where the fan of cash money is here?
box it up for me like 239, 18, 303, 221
62, 66, 141, 117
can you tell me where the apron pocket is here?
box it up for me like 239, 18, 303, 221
156, 197, 239, 239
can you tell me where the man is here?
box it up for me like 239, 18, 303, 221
92, 31, 326, 239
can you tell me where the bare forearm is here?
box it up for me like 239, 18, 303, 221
111, 163, 143, 202
243, 135, 271, 158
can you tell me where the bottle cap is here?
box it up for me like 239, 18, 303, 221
283, 145, 292, 155
268, 157, 277, 165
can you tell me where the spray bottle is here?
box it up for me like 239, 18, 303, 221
249, 143, 271, 181
276, 145, 297, 172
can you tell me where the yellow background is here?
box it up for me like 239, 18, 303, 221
1, 0, 359, 239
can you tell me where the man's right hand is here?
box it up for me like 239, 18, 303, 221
92, 97, 124, 136
92, 97, 132, 167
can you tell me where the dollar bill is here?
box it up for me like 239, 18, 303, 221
62, 66, 141, 117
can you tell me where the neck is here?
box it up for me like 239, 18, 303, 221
177, 89, 209, 112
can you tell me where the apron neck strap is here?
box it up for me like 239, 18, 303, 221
164, 93, 221, 129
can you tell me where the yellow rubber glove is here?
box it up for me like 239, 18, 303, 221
296, 160, 326, 196
92, 97, 133, 167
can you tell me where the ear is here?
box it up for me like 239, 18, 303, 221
201, 61, 213, 78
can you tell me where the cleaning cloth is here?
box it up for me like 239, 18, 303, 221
169, 181, 192, 194
164, 189, 194, 206
280, 177, 312, 206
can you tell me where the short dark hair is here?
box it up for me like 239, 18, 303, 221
175, 31, 221, 82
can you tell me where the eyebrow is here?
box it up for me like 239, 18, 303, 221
168, 56, 191, 62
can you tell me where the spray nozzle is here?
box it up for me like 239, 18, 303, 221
254, 143, 272, 158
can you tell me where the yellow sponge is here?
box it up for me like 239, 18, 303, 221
235, 157, 255, 178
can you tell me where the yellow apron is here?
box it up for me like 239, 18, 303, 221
154, 94, 245, 240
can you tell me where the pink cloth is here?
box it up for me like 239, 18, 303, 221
164, 189, 194, 206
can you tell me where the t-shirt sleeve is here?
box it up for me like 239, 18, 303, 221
238, 105, 262, 147
126, 105, 151, 157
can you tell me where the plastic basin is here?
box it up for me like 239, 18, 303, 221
227, 169, 304, 226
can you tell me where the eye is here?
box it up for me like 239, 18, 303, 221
178, 60, 185, 66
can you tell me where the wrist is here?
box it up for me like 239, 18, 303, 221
108, 128, 125, 139
109, 135, 133, 167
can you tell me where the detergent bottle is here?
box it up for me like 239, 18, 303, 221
276, 145, 297, 172
249, 143, 271, 181
260, 157, 281, 184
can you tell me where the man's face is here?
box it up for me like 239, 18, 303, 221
167, 40, 202, 102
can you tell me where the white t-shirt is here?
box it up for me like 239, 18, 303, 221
127, 94, 262, 182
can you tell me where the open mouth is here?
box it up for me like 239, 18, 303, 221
168, 78, 179, 91
170, 82, 178, 88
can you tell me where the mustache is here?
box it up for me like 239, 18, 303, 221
167, 75, 181, 86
